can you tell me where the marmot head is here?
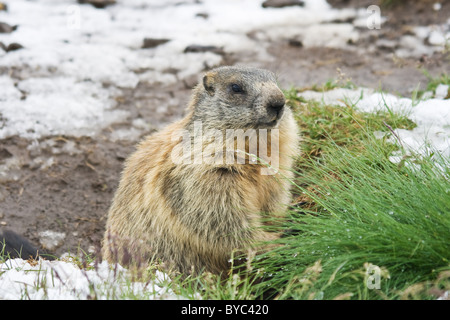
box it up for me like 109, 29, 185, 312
190, 66, 286, 130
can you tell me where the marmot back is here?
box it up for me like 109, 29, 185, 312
102, 66, 299, 275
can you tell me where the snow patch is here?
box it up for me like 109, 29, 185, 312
0, 77, 128, 139
1, 0, 447, 141
0, 258, 182, 300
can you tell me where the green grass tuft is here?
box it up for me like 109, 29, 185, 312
251, 135, 449, 299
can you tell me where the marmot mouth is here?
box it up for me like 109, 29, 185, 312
256, 118, 279, 128
259, 109, 284, 128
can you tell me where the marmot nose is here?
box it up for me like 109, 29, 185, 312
268, 100, 285, 113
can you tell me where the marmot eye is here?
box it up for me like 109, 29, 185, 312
231, 83, 243, 93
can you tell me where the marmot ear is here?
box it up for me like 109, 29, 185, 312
203, 73, 215, 96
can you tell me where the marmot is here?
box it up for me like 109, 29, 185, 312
102, 66, 299, 275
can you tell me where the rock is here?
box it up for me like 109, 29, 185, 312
0, 22, 17, 33
376, 39, 398, 51
262, 0, 304, 8
0, 3, 7, 11
77, 0, 116, 9
184, 45, 225, 55
142, 38, 170, 49
5, 43, 24, 52
0, 148, 13, 161
115, 150, 128, 161
87, 151, 103, 165
195, 12, 209, 19
288, 39, 303, 47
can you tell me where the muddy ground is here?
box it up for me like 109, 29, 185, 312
1, 0, 449, 258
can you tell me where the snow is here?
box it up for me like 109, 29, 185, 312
0, 76, 127, 139
1, 0, 447, 141
0, 0, 449, 300
435, 84, 449, 99
0, 0, 345, 139
0, 258, 181, 300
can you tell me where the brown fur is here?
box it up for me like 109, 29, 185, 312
102, 66, 299, 275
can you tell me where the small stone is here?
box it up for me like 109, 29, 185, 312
142, 38, 170, 49
288, 39, 303, 47
77, 0, 116, 9
262, 0, 304, 8
87, 151, 103, 165
195, 12, 209, 19
0, 22, 17, 33
6, 43, 24, 52
0, 148, 13, 161
184, 45, 225, 55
